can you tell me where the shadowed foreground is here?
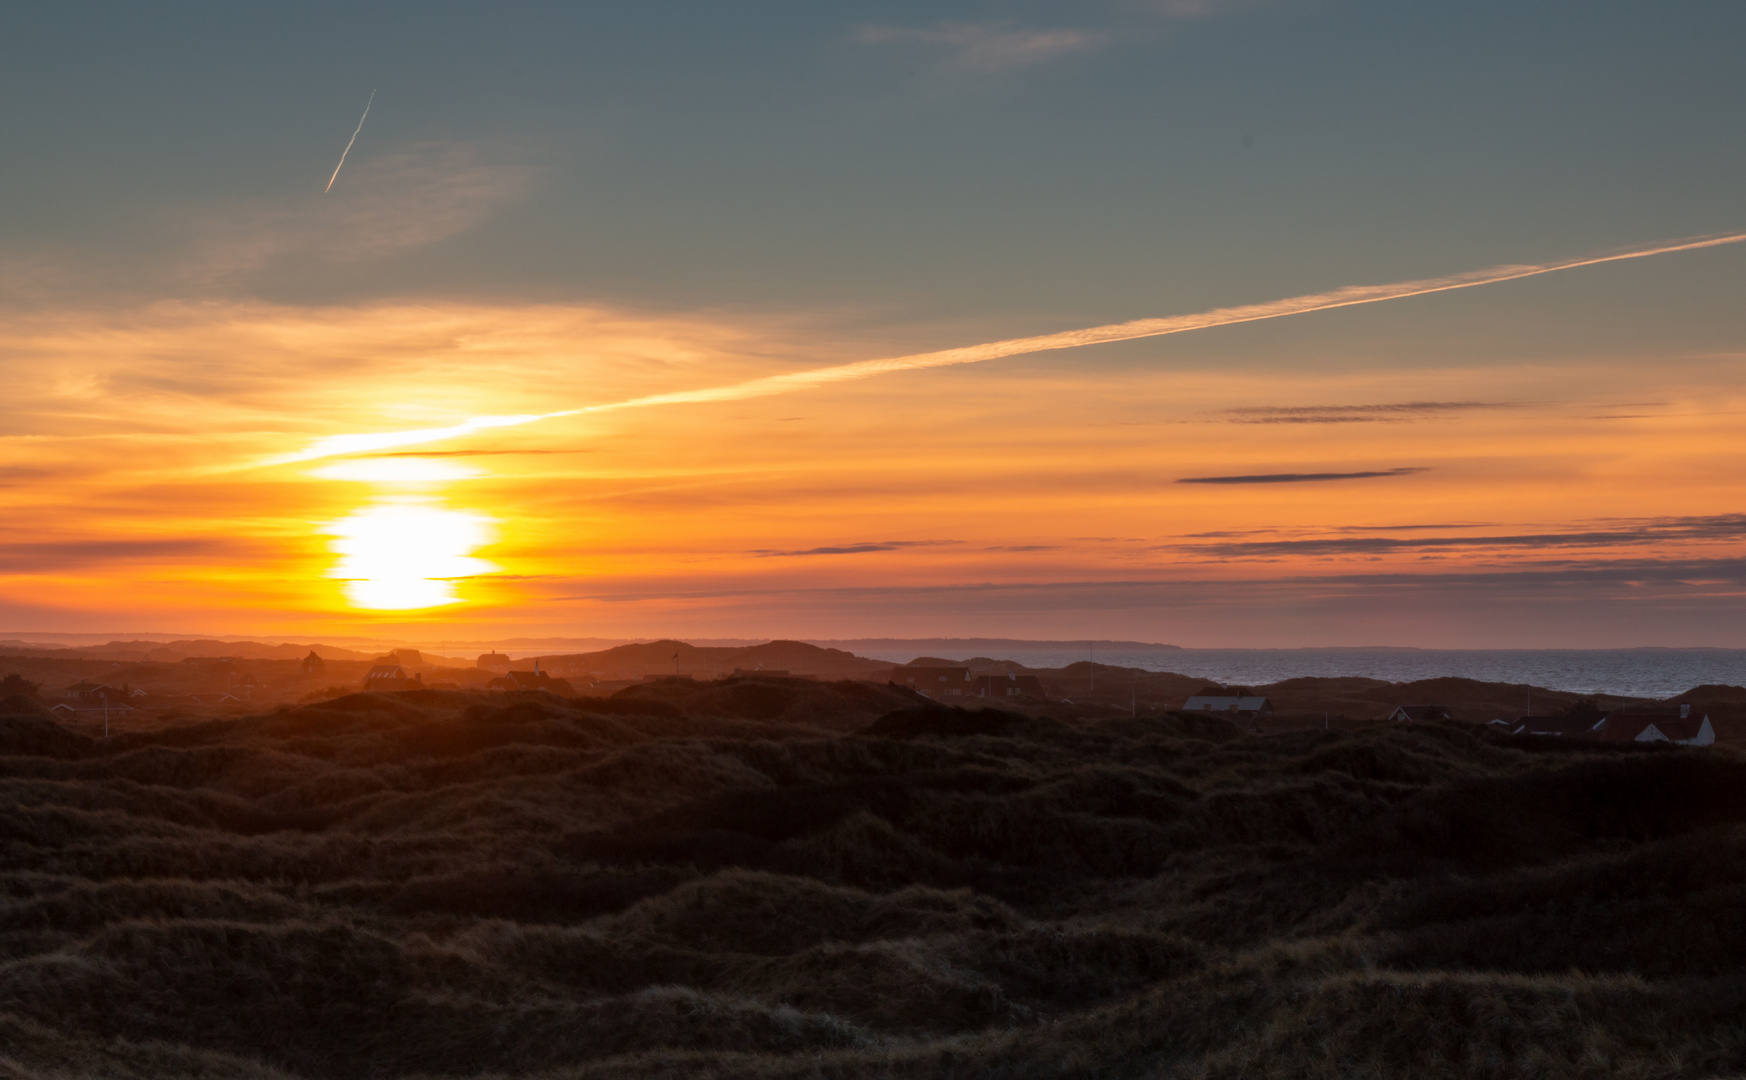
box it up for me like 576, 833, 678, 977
1, 677, 1744, 1078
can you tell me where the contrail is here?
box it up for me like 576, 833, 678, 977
265, 229, 1746, 466
324, 90, 375, 193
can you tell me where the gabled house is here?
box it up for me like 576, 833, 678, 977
1510, 713, 1607, 738
300, 651, 325, 677
1598, 705, 1715, 746
970, 673, 1046, 700
364, 665, 418, 692
1388, 705, 1452, 722
891, 666, 976, 700
1509, 704, 1714, 746
486, 662, 572, 695
63, 680, 117, 702
51, 700, 134, 716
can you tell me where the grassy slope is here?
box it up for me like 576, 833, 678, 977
0, 678, 1742, 1078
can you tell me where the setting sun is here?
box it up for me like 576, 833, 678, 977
323, 497, 496, 610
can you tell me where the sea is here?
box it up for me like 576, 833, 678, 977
851, 647, 1746, 700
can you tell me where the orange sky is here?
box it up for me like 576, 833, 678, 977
7, 277, 1746, 647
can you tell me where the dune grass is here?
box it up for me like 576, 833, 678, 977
0, 678, 1742, 1077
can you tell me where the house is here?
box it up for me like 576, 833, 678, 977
364, 665, 418, 692
50, 700, 134, 717
1597, 705, 1715, 746
486, 662, 573, 695
1388, 705, 1453, 722
1182, 695, 1273, 718
891, 666, 975, 700
1508, 704, 1713, 746
476, 652, 513, 673
970, 672, 1046, 700
300, 651, 325, 677
62, 680, 117, 702
1510, 712, 1607, 738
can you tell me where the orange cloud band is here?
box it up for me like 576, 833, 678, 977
260, 229, 1746, 467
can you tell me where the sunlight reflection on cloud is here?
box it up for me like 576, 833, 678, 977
312, 458, 483, 483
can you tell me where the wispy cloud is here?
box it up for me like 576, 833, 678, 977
1178, 468, 1426, 485
192, 142, 532, 281
1136, 0, 1280, 20
1175, 514, 1746, 558
856, 21, 1108, 73
0, 537, 246, 571
753, 540, 958, 558
1222, 401, 1502, 424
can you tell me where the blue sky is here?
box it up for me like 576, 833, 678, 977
5, 0, 1741, 321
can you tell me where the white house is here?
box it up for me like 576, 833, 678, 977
1601, 706, 1715, 746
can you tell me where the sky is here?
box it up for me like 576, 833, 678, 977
2, 0, 1744, 647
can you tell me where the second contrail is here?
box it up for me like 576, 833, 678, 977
325, 90, 375, 193
265, 229, 1746, 465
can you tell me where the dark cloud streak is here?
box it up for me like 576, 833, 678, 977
1178, 468, 1426, 485
0, 538, 241, 570
753, 540, 958, 558
1179, 514, 1746, 557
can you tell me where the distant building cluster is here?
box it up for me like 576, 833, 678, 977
1507, 704, 1714, 746
1182, 694, 1273, 718
890, 665, 1045, 702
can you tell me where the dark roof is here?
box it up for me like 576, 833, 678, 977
365, 665, 410, 681
892, 667, 972, 685
1513, 714, 1606, 737
1390, 705, 1452, 721
1183, 695, 1271, 712
969, 674, 1045, 697
489, 670, 571, 691
1599, 711, 1708, 743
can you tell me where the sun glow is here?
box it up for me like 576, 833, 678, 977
324, 497, 496, 610
311, 458, 483, 483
